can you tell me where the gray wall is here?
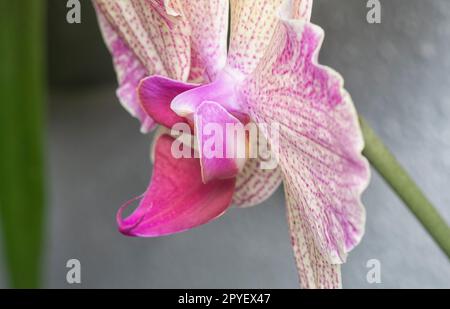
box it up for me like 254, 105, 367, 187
1, 0, 449, 288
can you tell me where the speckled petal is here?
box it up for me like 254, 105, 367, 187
118, 134, 236, 237
95, 6, 155, 133
291, 0, 313, 20
232, 158, 283, 208
181, 0, 229, 82
242, 18, 370, 287
95, 0, 228, 82
285, 177, 342, 288
228, 0, 314, 207
94, 0, 228, 129
95, 0, 190, 80
228, 0, 284, 76
228, 0, 312, 76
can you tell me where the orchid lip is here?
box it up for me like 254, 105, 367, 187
116, 134, 236, 238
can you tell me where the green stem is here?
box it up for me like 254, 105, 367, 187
0, 0, 46, 287
360, 116, 450, 259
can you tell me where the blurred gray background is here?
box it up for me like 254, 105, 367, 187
1, 0, 450, 288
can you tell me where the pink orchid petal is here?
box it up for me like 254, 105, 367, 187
242, 18, 370, 287
228, 0, 311, 77
228, 0, 284, 76
285, 181, 342, 288
194, 101, 245, 183
94, 0, 228, 83
181, 0, 229, 82
118, 134, 236, 237
95, 0, 191, 80
95, 6, 155, 133
232, 159, 283, 208
291, 0, 313, 20
138, 75, 199, 128
227, 0, 314, 206
94, 0, 228, 129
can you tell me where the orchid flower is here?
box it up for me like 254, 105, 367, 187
94, 0, 370, 289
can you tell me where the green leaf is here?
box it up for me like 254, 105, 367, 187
0, 0, 47, 288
